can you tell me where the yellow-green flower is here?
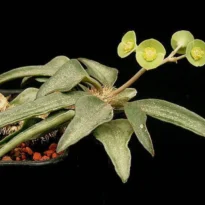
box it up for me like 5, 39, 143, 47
186, 39, 205, 67
171, 30, 194, 54
117, 31, 137, 58
136, 39, 166, 70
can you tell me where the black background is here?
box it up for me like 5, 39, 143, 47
1, 6, 205, 204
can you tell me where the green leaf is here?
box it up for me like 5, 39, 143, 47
0, 89, 23, 95
37, 59, 94, 98
78, 58, 118, 86
78, 84, 89, 92
124, 102, 154, 156
171, 30, 194, 54
57, 96, 113, 152
21, 77, 49, 87
35, 77, 49, 83
21, 77, 34, 87
0, 56, 69, 85
0, 91, 87, 128
112, 88, 137, 108
0, 110, 75, 158
94, 119, 133, 183
136, 99, 205, 137
10, 88, 39, 106
0, 118, 41, 146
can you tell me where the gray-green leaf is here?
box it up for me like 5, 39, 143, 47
94, 119, 133, 183
0, 56, 69, 85
136, 99, 205, 137
78, 58, 118, 86
35, 77, 49, 83
57, 95, 113, 152
125, 102, 154, 156
78, 84, 89, 92
21, 77, 34, 87
112, 88, 137, 108
37, 59, 93, 98
0, 91, 87, 128
21, 76, 48, 87
10, 88, 39, 106
0, 110, 75, 158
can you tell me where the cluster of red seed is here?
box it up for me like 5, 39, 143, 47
1, 143, 63, 161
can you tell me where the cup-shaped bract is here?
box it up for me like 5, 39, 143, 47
171, 30, 194, 54
117, 31, 137, 58
136, 39, 166, 70
186, 39, 205, 67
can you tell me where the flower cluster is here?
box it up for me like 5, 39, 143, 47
117, 30, 205, 69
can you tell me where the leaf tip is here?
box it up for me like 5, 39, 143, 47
56, 143, 65, 153
149, 144, 155, 157
121, 177, 129, 183
151, 149, 155, 157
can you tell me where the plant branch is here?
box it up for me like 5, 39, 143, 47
169, 54, 186, 62
162, 44, 182, 64
169, 44, 182, 58
111, 68, 146, 96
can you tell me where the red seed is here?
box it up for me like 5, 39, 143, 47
52, 153, 58, 159
40, 156, 50, 161
44, 150, 54, 157
25, 147, 33, 155
33, 152, 42, 161
49, 143, 57, 151
2, 156, 12, 161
